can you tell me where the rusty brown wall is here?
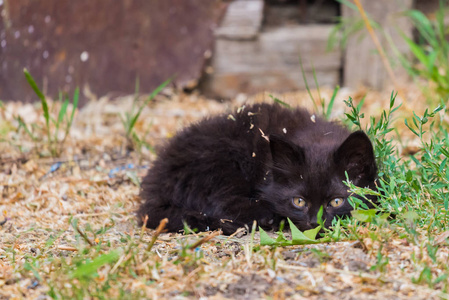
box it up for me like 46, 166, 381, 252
0, 0, 225, 104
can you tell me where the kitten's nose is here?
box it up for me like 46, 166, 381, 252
309, 215, 319, 229
308, 222, 319, 229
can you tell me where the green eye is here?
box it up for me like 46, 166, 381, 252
329, 197, 345, 208
292, 197, 306, 208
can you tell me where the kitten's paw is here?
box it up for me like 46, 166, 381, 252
258, 216, 278, 230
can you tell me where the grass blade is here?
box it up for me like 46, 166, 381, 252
404, 119, 419, 137
288, 219, 319, 244
326, 85, 339, 119
70, 250, 120, 279
69, 87, 79, 126
24, 68, 51, 143
405, 10, 435, 46
335, 0, 358, 11
299, 55, 318, 112
56, 98, 69, 135
259, 227, 276, 246
401, 33, 429, 67
16, 115, 36, 141
269, 95, 291, 109
311, 62, 322, 106
127, 78, 172, 135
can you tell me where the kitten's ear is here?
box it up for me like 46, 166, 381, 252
269, 134, 305, 167
334, 131, 377, 183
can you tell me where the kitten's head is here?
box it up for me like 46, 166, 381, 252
263, 131, 377, 231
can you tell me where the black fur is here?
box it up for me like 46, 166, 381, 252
137, 103, 378, 234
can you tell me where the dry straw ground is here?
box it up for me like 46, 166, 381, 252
1, 88, 448, 299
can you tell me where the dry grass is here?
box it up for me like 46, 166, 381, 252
1, 87, 448, 299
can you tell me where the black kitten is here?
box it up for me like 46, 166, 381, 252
138, 103, 378, 234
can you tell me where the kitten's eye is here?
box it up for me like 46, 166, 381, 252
292, 197, 306, 208
328, 197, 345, 208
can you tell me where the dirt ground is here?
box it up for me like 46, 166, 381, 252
1, 87, 447, 299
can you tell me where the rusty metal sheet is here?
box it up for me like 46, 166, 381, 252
0, 0, 225, 104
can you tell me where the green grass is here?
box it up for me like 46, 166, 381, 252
394, 3, 449, 102
13, 71, 170, 157
258, 88, 449, 294
6, 221, 223, 299
4, 7, 449, 295
5, 66, 449, 297
19, 69, 79, 156
120, 77, 172, 153
331, 0, 449, 106
4, 88, 449, 298
340, 91, 448, 232
343, 95, 449, 288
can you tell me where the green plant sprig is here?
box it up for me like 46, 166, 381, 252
22, 68, 79, 156
120, 77, 172, 152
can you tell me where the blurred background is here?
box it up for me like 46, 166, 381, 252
0, 0, 443, 104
